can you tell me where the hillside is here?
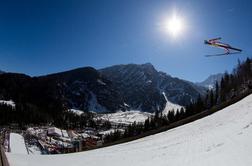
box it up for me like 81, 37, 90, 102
38, 67, 124, 112
100, 63, 205, 112
0, 67, 124, 114
7, 93, 252, 166
196, 73, 223, 89
0, 63, 204, 116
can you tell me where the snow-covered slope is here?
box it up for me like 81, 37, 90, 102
7, 94, 252, 166
162, 92, 183, 115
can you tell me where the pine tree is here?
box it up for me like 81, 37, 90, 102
220, 78, 226, 102
144, 118, 150, 131
167, 110, 175, 122
209, 90, 214, 107
214, 81, 219, 104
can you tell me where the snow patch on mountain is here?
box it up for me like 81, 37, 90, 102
88, 92, 109, 113
162, 92, 184, 115
97, 79, 106, 85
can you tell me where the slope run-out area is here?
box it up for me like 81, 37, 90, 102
9, 133, 27, 154
7, 94, 252, 166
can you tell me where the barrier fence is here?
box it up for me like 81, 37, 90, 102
0, 145, 9, 166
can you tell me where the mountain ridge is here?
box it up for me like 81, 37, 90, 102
0, 63, 207, 113
196, 73, 223, 89
100, 63, 206, 112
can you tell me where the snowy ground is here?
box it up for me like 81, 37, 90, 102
98, 129, 125, 136
27, 145, 41, 155
0, 100, 15, 108
97, 96, 183, 125
68, 94, 183, 124
9, 133, 27, 154
98, 110, 152, 125
67, 109, 84, 116
7, 94, 252, 166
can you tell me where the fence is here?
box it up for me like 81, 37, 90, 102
0, 145, 9, 166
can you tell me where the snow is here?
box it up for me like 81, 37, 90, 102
123, 102, 129, 107
26, 128, 47, 139
88, 92, 109, 113
97, 79, 106, 85
9, 133, 27, 154
98, 110, 152, 125
96, 94, 183, 125
99, 129, 125, 136
0, 100, 15, 108
68, 109, 84, 116
162, 92, 183, 115
6, 94, 252, 166
146, 80, 152, 84
27, 145, 41, 155
207, 84, 214, 90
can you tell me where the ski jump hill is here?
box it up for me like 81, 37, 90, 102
6, 94, 252, 166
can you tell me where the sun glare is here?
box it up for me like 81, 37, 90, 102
164, 13, 184, 38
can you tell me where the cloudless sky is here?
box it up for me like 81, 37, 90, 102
0, 0, 251, 82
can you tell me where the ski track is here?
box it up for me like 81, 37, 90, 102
6, 94, 252, 166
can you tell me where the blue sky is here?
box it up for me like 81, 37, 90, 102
0, 0, 251, 82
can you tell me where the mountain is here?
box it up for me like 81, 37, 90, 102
0, 70, 4, 74
37, 67, 124, 113
196, 73, 223, 89
0, 63, 206, 114
0, 67, 124, 115
100, 63, 206, 112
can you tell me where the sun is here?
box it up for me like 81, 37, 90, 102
164, 13, 184, 38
